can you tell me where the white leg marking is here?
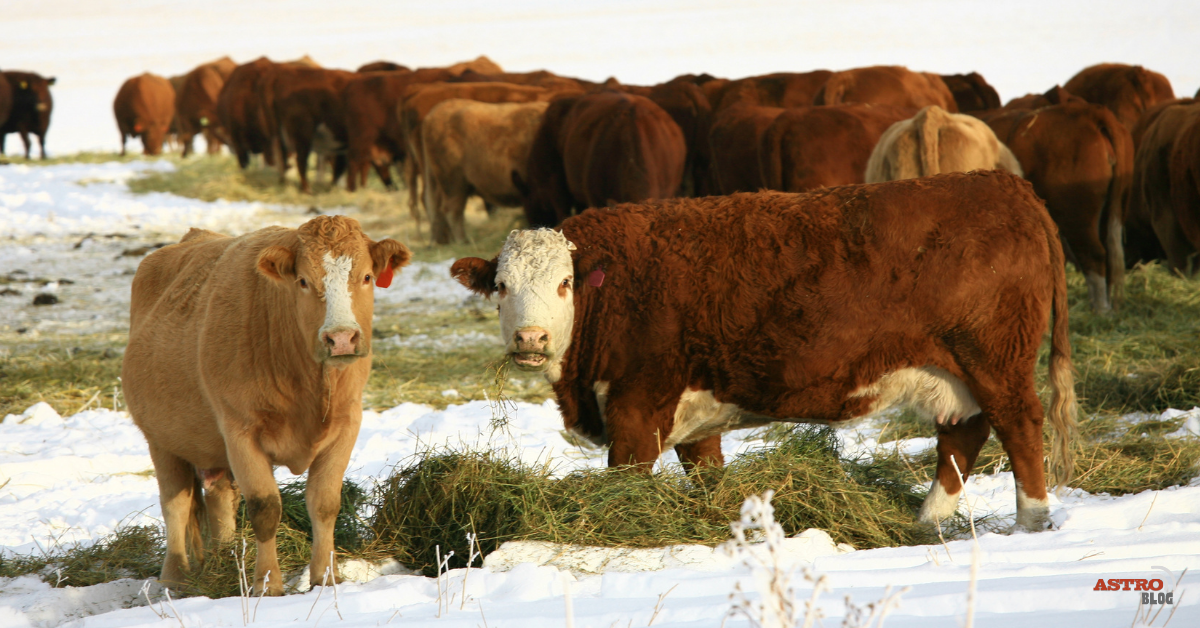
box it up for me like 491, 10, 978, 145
321, 253, 360, 334
849, 366, 981, 423
1014, 483, 1051, 531
917, 478, 962, 523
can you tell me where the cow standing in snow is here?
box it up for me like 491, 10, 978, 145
452, 171, 1077, 531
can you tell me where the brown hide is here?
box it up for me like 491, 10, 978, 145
177, 64, 226, 157
341, 68, 455, 192
421, 99, 549, 243
270, 67, 356, 193
1131, 97, 1196, 150
708, 104, 783, 194
647, 79, 714, 196
1064, 63, 1175, 132
114, 73, 175, 156
0, 71, 11, 133
444, 55, 504, 76
399, 82, 565, 234
204, 56, 237, 81
1126, 102, 1200, 272
123, 215, 411, 594
984, 102, 1133, 313
1, 71, 54, 159
357, 61, 410, 73
451, 69, 592, 92
760, 103, 915, 192
217, 58, 278, 168
940, 73, 1001, 112
1003, 85, 1084, 111
455, 171, 1076, 530
1170, 114, 1200, 257
518, 91, 686, 228
710, 71, 833, 113
814, 65, 958, 112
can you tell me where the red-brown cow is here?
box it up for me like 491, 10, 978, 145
515, 91, 686, 228
217, 57, 279, 168
647, 78, 714, 196
709, 71, 834, 112
1, 71, 55, 159
269, 67, 356, 193
342, 68, 456, 192
1170, 113, 1200, 261
114, 73, 176, 156
452, 171, 1077, 532
357, 61, 410, 73
760, 103, 915, 192
1126, 102, 1200, 273
940, 73, 1001, 112
814, 66, 958, 112
1001, 85, 1085, 111
1063, 63, 1175, 132
983, 102, 1133, 313
124, 216, 411, 595
176, 63, 226, 156
708, 104, 784, 194
0, 69, 11, 134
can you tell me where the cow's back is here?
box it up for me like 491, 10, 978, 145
816, 66, 957, 112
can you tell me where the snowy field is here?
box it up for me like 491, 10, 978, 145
2, 2, 1200, 626
1, 1, 1198, 156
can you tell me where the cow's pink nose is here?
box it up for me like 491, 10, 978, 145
322, 328, 360, 356
514, 327, 549, 352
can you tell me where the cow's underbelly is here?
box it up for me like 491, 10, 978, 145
664, 366, 981, 446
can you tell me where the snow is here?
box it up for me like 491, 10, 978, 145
1, 1, 1198, 156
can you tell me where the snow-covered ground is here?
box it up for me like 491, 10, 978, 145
1, 1, 1198, 156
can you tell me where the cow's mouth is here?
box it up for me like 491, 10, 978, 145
512, 352, 548, 369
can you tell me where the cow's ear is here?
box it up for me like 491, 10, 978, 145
257, 245, 296, 282
450, 257, 498, 297
368, 238, 411, 288
46, 77, 57, 86
511, 170, 529, 198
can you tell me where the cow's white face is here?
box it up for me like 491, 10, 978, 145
452, 229, 577, 382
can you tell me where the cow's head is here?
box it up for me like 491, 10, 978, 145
256, 215, 410, 366
451, 229, 576, 382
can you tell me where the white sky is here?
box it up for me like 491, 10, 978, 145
1, 0, 1197, 153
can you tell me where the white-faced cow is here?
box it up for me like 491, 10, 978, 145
453, 171, 1077, 531
123, 215, 410, 594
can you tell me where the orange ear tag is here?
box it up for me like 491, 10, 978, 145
376, 265, 394, 288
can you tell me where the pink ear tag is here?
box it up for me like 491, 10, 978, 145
376, 265, 394, 288
587, 268, 605, 287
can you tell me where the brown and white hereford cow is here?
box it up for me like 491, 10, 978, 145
453, 171, 1076, 531
123, 215, 410, 594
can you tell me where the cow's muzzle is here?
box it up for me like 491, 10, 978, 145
511, 327, 550, 370
321, 326, 362, 360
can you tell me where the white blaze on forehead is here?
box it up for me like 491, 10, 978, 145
320, 252, 360, 333
496, 229, 577, 380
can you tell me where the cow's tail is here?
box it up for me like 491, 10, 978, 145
187, 472, 207, 565
917, 105, 945, 176
1095, 110, 1132, 306
1045, 206, 1079, 491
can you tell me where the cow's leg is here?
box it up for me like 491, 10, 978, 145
304, 422, 359, 587
225, 439, 284, 595
204, 469, 239, 544
20, 131, 31, 159
674, 434, 724, 471
606, 390, 676, 469
987, 388, 1052, 531
120, 132, 127, 157
296, 144, 313, 194
37, 133, 46, 160
148, 444, 199, 590
445, 190, 471, 245
917, 414, 991, 525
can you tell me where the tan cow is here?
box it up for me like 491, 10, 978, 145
865, 105, 1022, 183
421, 99, 549, 243
123, 215, 410, 595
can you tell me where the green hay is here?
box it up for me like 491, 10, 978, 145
0, 341, 125, 418
0, 525, 163, 587
368, 426, 928, 577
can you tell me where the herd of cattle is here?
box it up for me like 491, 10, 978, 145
0, 68, 55, 160
113, 57, 1199, 316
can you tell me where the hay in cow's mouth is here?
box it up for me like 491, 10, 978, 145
512, 352, 548, 369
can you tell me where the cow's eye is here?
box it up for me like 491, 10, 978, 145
561, 278, 571, 288
299, 278, 308, 289
497, 282, 506, 292
364, 274, 372, 285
